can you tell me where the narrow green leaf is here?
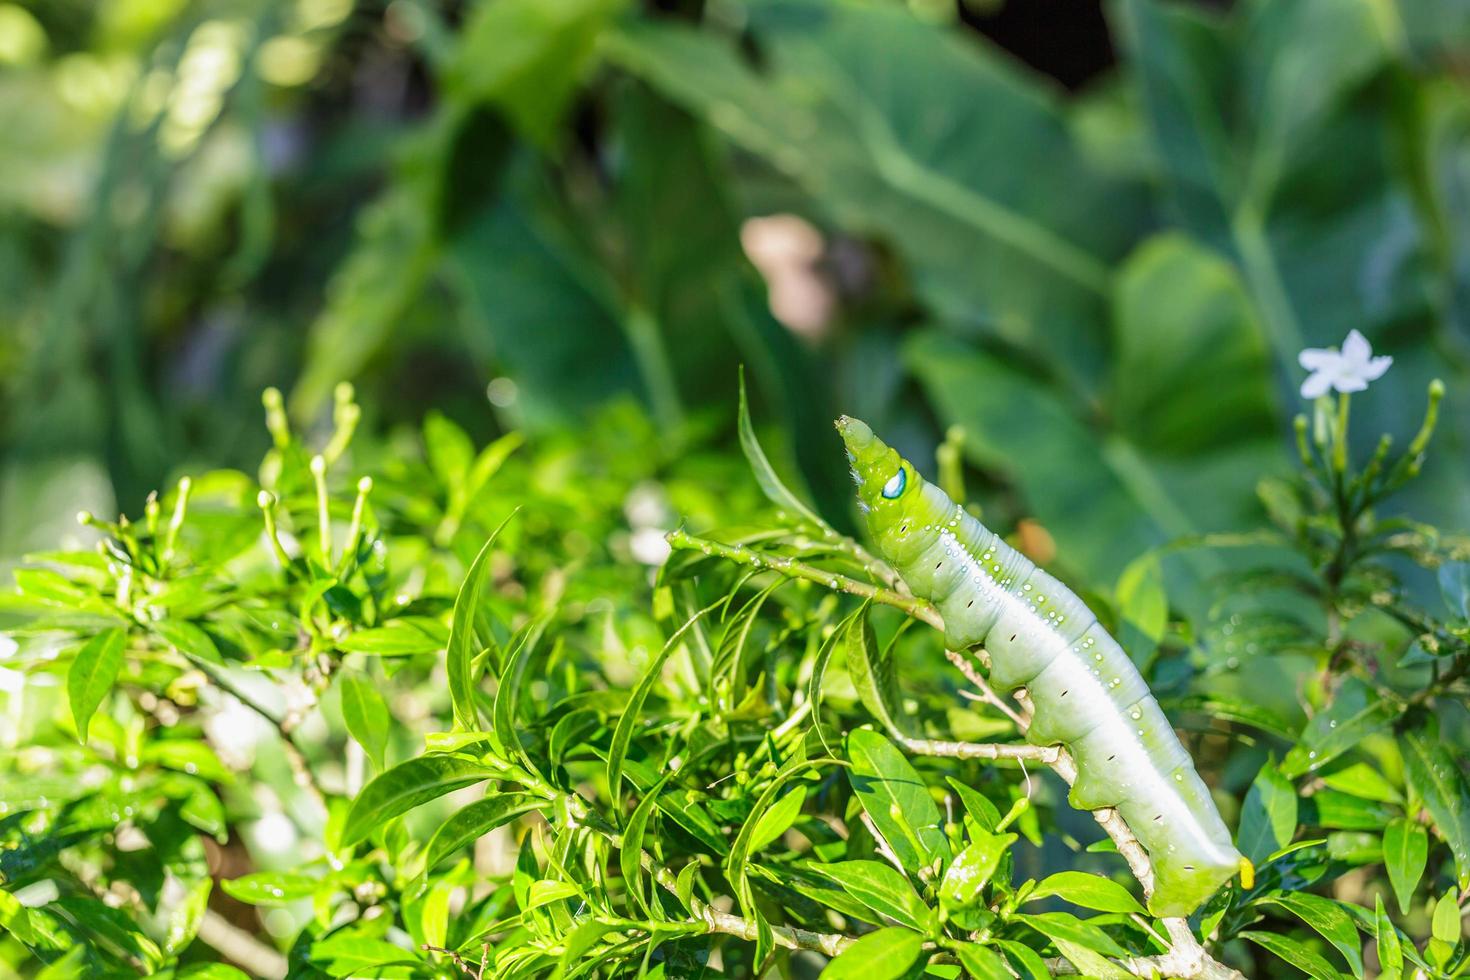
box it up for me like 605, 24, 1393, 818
994, 939, 1052, 980
1015, 911, 1129, 959
845, 610, 911, 740
1115, 553, 1167, 669
1239, 930, 1346, 980
1280, 680, 1400, 778
953, 944, 1012, 980
447, 513, 516, 731
339, 672, 391, 771
607, 603, 715, 816
341, 754, 492, 847
1432, 890, 1461, 943
847, 728, 949, 873
492, 615, 548, 769
1239, 757, 1298, 864
1375, 896, 1403, 980
820, 928, 924, 980
1049, 937, 1133, 980
737, 368, 828, 530
221, 872, 317, 905
1382, 818, 1428, 916
621, 778, 667, 919
1025, 871, 1145, 915
946, 777, 1002, 832
67, 628, 126, 741
338, 618, 449, 656
1400, 731, 1470, 889
749, 784, 807, 852
1260, 891, 1363, 977
424, 793, 545, 869
806, 860, 929, 930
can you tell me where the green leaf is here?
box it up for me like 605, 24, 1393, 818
221, 872, 317, 905
953, 944, 1012, 980
53, 897, 163, 969
1016, 911, 1129, 958
994, 939, 1053, 980
1400, 730, 1470, 889
1432, 889, 1461, 943
607, 605, 713, 816
1048, 938, 1133, 980
425, 793, 545, 869
1115, 554, 1167, 668
1239, 756, 1298, 865
67, 628, 125, 741
1260, 891, 1363, 977
179, 966, 252, 980
820, 928, 925, 980
939, 830, 1016, 911
1280, 680, 1400, 778
1375, 895, 1403, 980
946, 777, 1002, 832
491, 615, 547, 770
341, 754, 493, 847
447, 514, 515, 731
847, 728, 949, 873
1383, 818, 1428, 916
339, 672, 391, 771
445, 0, 628, 147
906, 254, 1277, 588
806, 861, 929, 931
845, 610, 911, 739
338, 618, 449, 657
309, 934, 418, 976
1319, 762, 1401, 804
1025, 871, 1145, 915
621, 777, 666, 919
749, 784, 807, 853
163, 877, 211, 954
608, 3, 1138, 388
736, 368, 827, 530
1240, 930, 1347, 980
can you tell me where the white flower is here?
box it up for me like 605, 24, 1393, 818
1299, 329, 1392, 398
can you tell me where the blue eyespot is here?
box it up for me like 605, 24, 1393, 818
880, 467, 906, 499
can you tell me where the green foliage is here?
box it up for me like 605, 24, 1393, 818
6, 0, 1470, 977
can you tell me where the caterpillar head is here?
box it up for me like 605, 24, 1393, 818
835, 416, 915, 516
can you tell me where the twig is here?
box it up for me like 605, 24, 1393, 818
179, 652, 328, 813
198, 910, 288, 979
666, 531, 943, 629
900, 736, 1059, 763
648, 861, 852, 957
945, 648, 1028, 728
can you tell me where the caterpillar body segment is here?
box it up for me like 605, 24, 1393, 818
837, 416, 1242, 917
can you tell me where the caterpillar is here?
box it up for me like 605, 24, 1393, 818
837, 416, 1246, 917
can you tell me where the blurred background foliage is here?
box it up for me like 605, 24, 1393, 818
5, 0, 1470, 596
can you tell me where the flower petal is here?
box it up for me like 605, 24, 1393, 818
1300, 370, 1334, 399
1298, 347, 1339, 371
1341, 329, 1372, 367
1335, 374, 1369, 393
1363, 354, 1393, 381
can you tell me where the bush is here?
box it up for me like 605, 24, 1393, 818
4, 376, 1469, 979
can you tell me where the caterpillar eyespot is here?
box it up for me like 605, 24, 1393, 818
836, 415, 1244, 917
881, 467, 907, 499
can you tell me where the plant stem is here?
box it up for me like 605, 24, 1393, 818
666, 530, 942, 629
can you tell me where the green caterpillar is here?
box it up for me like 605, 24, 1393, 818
838, 416, 1247, 916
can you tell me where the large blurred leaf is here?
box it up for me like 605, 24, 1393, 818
445, 0, 628, 147
607, 0, 1146, 388
908, 234, 1282, 583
